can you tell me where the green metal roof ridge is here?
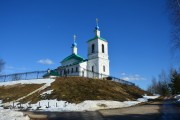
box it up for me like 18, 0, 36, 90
61, 54, 84, 63
87, 36, 107, 42
71, 59, 88, 65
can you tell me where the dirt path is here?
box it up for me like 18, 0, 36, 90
100, 102, 161, 120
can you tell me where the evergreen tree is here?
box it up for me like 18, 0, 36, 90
0, 59, 5, 74
170, 68, 180, 94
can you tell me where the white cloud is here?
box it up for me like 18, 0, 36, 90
37, 59, 54, 65
120, 72, 126, 76
120, 73, 146, 81
6, 66, 14, 69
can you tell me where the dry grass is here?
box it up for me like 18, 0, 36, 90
0, 84, 44, 103
47, 77, 150, 103
20, 86, 52, 104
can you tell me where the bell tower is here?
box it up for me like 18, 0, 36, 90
87, 19, 110, 78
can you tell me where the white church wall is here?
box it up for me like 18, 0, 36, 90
98, 59, 110, 76
87, 58, 99, 78
79, 61, 87, 77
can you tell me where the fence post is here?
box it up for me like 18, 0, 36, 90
25, 73, 27, 80
37, 72, 39, 79
13, 102, 14, 108
4, 75, 6, 82
39, 102, 41, 107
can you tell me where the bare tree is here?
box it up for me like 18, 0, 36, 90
168, 0, 180, 52
0, 59, 5, 74
147, 70, 170, 96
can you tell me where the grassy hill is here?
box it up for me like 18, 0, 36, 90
0, 77, 150, 104
49, 77, 150, 103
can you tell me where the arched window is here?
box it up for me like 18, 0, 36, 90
102, 44, 104, 53
71, 68, 73, 73
82, 71, 84, 77
92, 66, 94, 72
92, 44, 95, 53
76, 67, 78, 72
67, 69, 69, 74
103, 66, 105, 72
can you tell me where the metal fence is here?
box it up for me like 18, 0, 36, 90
0, 70, 47, 82
0, 69, 135, 86
59, 67, 135, 86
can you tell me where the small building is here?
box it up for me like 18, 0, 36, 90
56, 20, 110, 79
43, 69, 60, 78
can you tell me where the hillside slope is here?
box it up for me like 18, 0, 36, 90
23, 77, 150, 103
0, 84, 44, 102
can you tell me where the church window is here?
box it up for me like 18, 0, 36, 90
82, 71, 84, 77
103, 66, 105, 72
92, 66, 94, 72
92, 44, 95, 53
71, 68, 73, 73
67, 69, 69, 74
102, 44, 104, 53
76, 67, 78, 72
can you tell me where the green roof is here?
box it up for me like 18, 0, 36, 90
61, 54, 84, 63
43, 70, 60, 77
71, 59, 88, 65
87, 36, 107, 42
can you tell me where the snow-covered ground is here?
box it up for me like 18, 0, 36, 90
0, 94, 159, 119
0, 94, 159, 112
0, 78, 55, 86
40, 89, 53, 96
0, 108, 30, 120
0, 100, 30, 120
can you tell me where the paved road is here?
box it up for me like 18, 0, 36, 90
25, 98, 180, 120
160, 99, 180, 120
100, 102, 161, 120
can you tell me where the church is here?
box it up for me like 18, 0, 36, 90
45, 20, 110, 79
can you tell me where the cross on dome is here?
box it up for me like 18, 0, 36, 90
72, 34, 77, 47
95, 18, 99, 30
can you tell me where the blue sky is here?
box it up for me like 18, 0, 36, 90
0, 0, 174, 89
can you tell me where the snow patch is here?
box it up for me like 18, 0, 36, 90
174, 95, 180, 99
9, 100, 140, 111
40, 90, 53, 96
0, 79, 55, 86
143, 95, 160, 99
174, 94, 180, 102
0, 95, 159, 112
0, 109, 30, 120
